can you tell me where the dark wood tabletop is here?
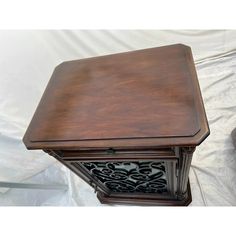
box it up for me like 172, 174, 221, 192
23, 44, 209, 150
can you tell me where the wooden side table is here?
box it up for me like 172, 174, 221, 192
23, 44, 209, 206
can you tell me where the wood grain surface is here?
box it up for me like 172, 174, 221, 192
23, 44, 209, 149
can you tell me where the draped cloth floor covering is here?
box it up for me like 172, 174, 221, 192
0, 30, 236, 206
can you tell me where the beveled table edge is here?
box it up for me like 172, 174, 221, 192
23, 44, 210, 150
23, 127, 209, 150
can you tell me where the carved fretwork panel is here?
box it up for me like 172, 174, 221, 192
79, 161, 168, 194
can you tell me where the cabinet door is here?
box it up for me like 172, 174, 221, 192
45, 149, 178, 199
67, 159, 178, 199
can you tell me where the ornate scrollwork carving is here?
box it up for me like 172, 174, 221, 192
80, 161, 167, 194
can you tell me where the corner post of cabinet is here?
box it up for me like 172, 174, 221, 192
176, 146, 196, 200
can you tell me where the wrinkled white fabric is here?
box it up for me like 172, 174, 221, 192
0, 30, 236, 205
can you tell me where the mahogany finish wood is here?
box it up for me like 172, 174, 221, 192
23, 44, 210, 206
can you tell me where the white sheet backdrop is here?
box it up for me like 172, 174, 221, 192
0, 30, 236, 205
